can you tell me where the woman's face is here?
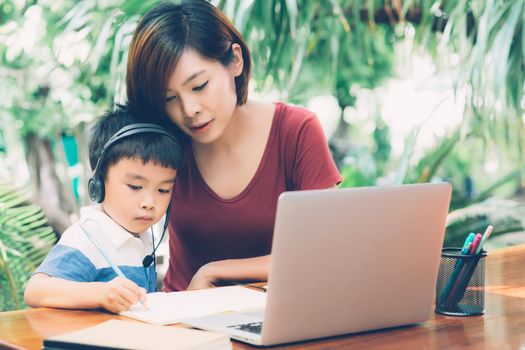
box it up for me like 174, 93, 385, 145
164, 47, 243, 145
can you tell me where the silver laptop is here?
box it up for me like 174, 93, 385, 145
183, 182, 452, 346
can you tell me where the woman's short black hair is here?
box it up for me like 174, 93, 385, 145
126, 0, 251, 122
88, 104, 183, 181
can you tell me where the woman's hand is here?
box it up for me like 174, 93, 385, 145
98, 277, 147, 313
186, 256, 270, 291
186, 263, 218, 290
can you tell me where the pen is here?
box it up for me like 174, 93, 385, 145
446, 235, 483, 307
461, 233, 476, 254
440, 233, 476, 305
469, 234, 482, 255
79, 219, 149, 310
231, 282, 267, 292
465, 242, 473, 256
475, 225, 494, 254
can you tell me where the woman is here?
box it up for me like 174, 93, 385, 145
126, 0, 342, 291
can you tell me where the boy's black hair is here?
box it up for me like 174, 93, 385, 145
88, 104, 183, 181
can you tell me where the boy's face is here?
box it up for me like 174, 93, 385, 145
101, 158, 177, 234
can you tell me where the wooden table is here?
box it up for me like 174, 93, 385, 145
2, 245, 525, 349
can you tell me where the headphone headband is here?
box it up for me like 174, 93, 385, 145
92, 123, 176, 176
88, 123, 177, 203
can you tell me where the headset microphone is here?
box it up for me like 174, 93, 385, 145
142, 254, 155, 268
142, 201, 172, 268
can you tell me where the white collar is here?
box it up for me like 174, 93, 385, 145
79, 206, 149, 249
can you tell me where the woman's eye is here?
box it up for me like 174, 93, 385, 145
128, 184, 142, 190
193, 81, 208, 91
166, 95, 177, 102
159, 188, 171, 194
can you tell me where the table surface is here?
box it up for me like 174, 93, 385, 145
1, 245, 525, 349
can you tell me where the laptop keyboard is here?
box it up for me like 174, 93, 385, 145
227, 322, 263, 334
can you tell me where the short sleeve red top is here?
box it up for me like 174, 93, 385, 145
163, 102, 343, 291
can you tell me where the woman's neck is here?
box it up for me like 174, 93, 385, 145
193, 101, 254, 156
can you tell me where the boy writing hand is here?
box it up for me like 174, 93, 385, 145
24, 104, 182, 313
26, 275, 146, 313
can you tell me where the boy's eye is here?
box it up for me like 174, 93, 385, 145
159, 188, 171, 194
193, 81, 208, 91
128, 184, 142, 190
166, 95, 177, 102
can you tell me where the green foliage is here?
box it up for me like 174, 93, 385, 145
339, 151, 377, 188
372, 116, 392, 176
405, 130, 461, 185
225, 0, 398, 104
445, 198, 525, 247
411, 0, 524, 126
0, 181, 56, 311
2, 0, 522, 138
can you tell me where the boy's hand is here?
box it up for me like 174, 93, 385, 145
98, 277, 147, 313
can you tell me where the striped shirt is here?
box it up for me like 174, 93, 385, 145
35, 206, 157, 292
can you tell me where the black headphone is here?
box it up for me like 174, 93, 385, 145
88, 123, 176, 203
88, 123, 176, 267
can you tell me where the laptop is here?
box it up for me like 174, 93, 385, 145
183, 182, 452, 346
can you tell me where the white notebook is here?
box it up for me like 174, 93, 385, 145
120, 286, 266, 325
43, 319, 231, 350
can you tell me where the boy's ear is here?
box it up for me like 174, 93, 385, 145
229, 43, 244, 78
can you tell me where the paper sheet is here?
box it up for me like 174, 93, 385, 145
120, 286, 266, 325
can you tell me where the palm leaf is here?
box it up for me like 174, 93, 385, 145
0, 181, 57, 311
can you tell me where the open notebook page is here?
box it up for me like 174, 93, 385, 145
120, 286, 266, 325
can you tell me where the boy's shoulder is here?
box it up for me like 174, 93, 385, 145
56, 206, 111, 260
59, 220, 91, 246
55, 224, 101, 269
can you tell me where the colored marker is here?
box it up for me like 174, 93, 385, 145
440, 233, 476, 305
475, 225, 494, 254
469, 234, 482, 255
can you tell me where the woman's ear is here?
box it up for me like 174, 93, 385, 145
229, 43, 244, 77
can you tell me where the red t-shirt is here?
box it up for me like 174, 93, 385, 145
163, 102, 343, 291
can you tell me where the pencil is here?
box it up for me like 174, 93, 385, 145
79, 220, 149, 310
231, 282, 267, 292
475, 225, 494, 254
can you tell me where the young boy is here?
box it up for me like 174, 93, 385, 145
24, 104, 182, 313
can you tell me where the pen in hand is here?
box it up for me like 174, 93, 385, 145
79, 220, 149, 311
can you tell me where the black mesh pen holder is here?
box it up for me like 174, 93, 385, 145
435, 248, 487, 316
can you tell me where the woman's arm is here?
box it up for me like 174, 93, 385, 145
187, 254, 270, 290
24, 273, 146, 313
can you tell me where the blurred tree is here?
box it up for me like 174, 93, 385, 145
0, 0, 523, 231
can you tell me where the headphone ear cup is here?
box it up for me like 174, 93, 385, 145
88, 176, 105, 203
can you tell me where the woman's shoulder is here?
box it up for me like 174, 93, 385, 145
244, 99, 319, 139
270, 102, 320, 137
274, 102, 317, 126
276, 101, 315, 115
245, 100, 315, 120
